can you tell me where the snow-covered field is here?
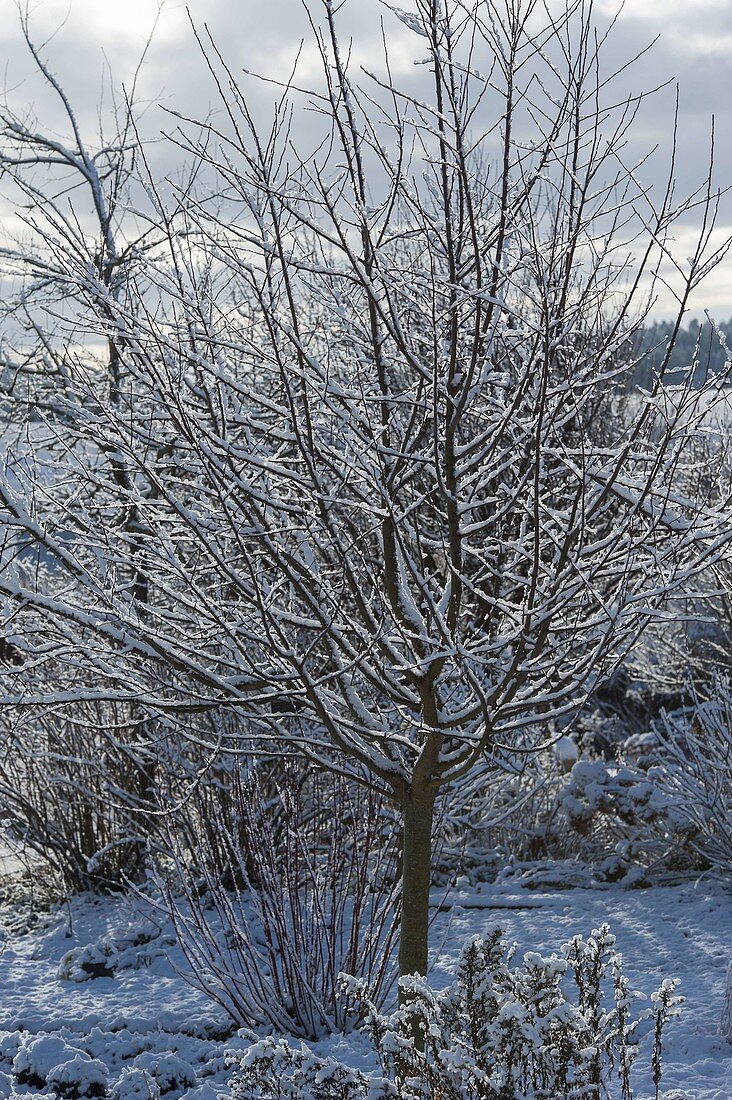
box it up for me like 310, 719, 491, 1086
0, 878, 728, 1099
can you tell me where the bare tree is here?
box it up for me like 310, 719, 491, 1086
0, 0, 731, 979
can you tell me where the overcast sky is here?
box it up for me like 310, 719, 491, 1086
0, 0, 730, 320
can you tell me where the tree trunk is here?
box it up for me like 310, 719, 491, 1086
398, 786, 436, 986
721, 960, 732, 1042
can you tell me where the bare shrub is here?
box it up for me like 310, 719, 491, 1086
649, 679, 732, 878
157, 762, 401, 1039
0, 701, 152, 892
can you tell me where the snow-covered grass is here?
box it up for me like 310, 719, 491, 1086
0, 876, 728, 1099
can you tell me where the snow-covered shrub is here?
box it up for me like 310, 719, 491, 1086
233, 1038, 377, 1100
13, 1035, 86, 1088
58, 921, 168, 981
46, 1054, 109, 1099
436, 663, 732, 883
559, 758, 667, 834
127, 1053, 197, 1095
556, 756, 674, 879
232, 924, 682, 1100
552, 677, 732, 881
58, 941, 116, 982
111, 1067, 161, 1100
0, 1032, 23, 1068
445, 723, 722, 885
437, 746, 657, 883
158, 762, 401, 1039
554, 675, 732, 882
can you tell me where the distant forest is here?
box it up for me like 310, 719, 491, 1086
631, 317, 732, 388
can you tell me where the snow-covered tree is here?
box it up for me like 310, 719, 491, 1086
0, 0, 731, 978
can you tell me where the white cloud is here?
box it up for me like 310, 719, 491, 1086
664, 30, 732, 57
597, 0, 729, 19
26, 0, 188, 46
634, 224, 732, 321
596, 0, 732, 58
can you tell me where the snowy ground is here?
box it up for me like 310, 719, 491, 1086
0, 876, 727, 1099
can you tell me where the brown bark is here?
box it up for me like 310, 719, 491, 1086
398, 785, 436, 987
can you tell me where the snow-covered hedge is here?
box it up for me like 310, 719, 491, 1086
231, 924, 682, 1100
